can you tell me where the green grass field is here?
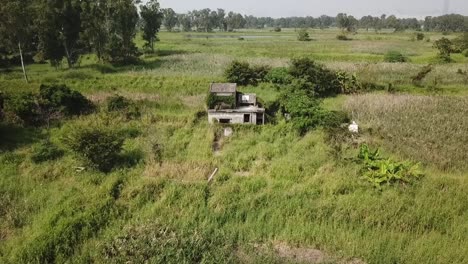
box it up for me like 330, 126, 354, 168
1, 29, 467, 264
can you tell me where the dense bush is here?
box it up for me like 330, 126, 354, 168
39, 84, 93, 116
5, 93, 41, 126
63, 126, 125, 172
31, 141, 64, 163
415, 32, 425, 41
273, 27, 281, 32
265, 67, 292, 85
224, 61, 270, 86
106, 95, 141, 120
206, 93, 236, 110
289, 58, 342, 97
297, 29, 311, 41
452, 33, 468, 53
384, 51, 408, 63
336, 34, 352, 41
433, 37, 453, 63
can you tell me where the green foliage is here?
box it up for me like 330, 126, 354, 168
289, 58, 341, 97
265, 67, 292, 85
63, 126, 125, 172
462, 49, 468, 57
452, 33, 468, 53
336, 34, 352, 41
273, 27, 281, 32
104, 0, 140, 63
297, 29, 311, 41
224, 61, 270, 86
106, 95, 141, 120
206, 93, 236, 110
100, 222, 235, 263
14, 197, 119, 264
31, 140, 64, 164
140, 0, 163, 53
433, 37, 453, 63
4, 92, 40, 126
39, 84, 93, 116
384, 51, 408, 63
358, 144, 424, 189
415, 32, 425, 41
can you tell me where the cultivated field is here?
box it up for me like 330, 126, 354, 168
1, 29, 468, 264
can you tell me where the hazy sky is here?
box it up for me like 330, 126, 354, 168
158, 0, 468, 18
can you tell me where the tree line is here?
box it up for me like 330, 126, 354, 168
163, 9, 468, 33
1, 0, 467, 82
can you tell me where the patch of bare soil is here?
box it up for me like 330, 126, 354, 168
239, 242, 366, 264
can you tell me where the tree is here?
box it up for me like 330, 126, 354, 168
105, 0, 139, 62
0, 0, 36, 82
162, 8, 177, 31
434, 37, 453, 62
80, 0, 108, 61
178, 13, 192, 32
297, 29, 311, 41
336, 13, 357, 32
37, 0, 83, 68
140, 0, 163, 53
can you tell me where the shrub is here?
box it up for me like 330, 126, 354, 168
31, 141, 64, 163
106, 95, 141, 120
384, 51, 408, 63
319, 110, 350, 128
63, 126, 125, 172
358, 144, 424, 189
452, 33, 468, 53
39, 84, 93, 116
433, 37, 453, 63
289, 58, 342, 97
336, 34, 351, 41
415, 32, 425, 41
224, 61, 270, 86
273, 27, 281, 32
297, 29, 311, 41
462, 49, 468, 57
265, 67, 292, 85
206, 93, 236, 110
5, 93, 41, 126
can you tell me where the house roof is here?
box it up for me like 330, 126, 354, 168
208, 106, 265, 114
210, 83, 237, 93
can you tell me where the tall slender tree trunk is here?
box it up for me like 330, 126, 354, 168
64, 42, 73, 68
18, 41, 29, 83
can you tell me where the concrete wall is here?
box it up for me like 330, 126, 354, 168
208, 112, 258, 124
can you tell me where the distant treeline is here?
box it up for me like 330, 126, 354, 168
165, 9, 468, 33
1, 0, 467, 76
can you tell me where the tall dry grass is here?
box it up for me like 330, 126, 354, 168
344, 94, 468, 171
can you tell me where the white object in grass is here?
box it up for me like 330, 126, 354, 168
348, 121, 359, 133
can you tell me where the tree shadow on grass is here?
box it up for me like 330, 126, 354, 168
0, 124, 44, 152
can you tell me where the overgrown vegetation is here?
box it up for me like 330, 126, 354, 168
106, 95, 141, 120
1, 27, 468, 264
384, 51, 408, 63
63, 126, 125, 173
297, 29, 311, 41
224, 61, 270, 86
358, 144, 424, 189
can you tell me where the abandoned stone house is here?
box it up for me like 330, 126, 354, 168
207, 83, 265, 125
